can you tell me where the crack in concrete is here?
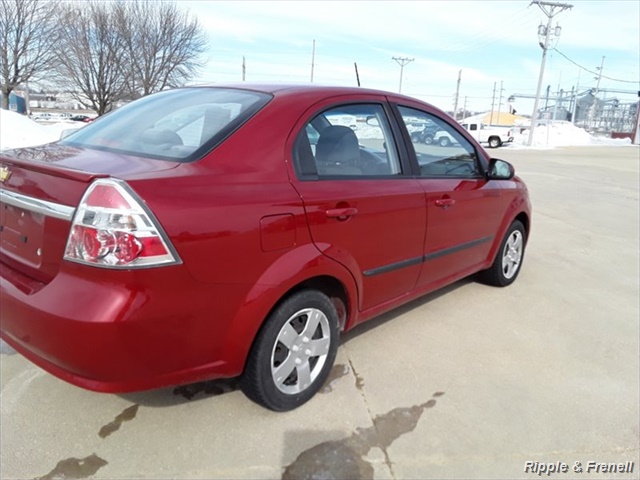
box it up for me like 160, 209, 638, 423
284, 354, 444, 480
282, 392, 443, 480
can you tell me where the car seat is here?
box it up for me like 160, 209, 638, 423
314, 125, 362, 175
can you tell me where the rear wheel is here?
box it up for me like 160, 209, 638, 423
423, 133, 434, 145
438, 136, 451, 147
479, 220, 526, 287
488, 136, 501, 148
241, 290, 339, 411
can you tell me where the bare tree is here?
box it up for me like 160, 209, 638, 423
53, 2, 128, 115
115, 0, 207, 99
0, 0, 59, 109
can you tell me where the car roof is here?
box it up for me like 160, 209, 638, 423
185, 82, 414, 100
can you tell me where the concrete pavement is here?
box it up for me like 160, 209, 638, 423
1, 146, 638, 479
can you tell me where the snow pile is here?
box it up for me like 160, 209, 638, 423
0, 109, 84, 151
510, 121, 632, 149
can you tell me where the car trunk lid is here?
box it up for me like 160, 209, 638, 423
0, 144, 178, 284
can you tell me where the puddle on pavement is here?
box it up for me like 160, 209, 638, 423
282, 391, 444, 479
99, 404, 139, 438
173, 377, 240, 400
35, 454, 108, 480
320, 364, 350, 393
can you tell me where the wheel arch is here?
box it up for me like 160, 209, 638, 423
485, 205, 530, 269
219, 245, 358, 376
514, 211, 530, 244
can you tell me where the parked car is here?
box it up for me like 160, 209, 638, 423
70, 115, 94, 123
433, 129, 458, 147
31, 112, 56, 122
410, 123, 441, 144
0, 85, 531, 411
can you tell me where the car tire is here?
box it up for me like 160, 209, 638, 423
438, 136, 451, 147
479, 220, 526, 287
240, 290, 339, 411
423, 134, 434, 145
488, 136, 502, 148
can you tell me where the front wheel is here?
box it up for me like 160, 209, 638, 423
241, 290, 339, 411
479, 220, 526, 287
438, 136, 451, 147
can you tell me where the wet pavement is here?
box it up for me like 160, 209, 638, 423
1, 146, 639, 479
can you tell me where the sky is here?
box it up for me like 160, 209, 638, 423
183, 0, 640, 115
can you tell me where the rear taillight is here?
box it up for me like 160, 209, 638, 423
64, 179, 180, 268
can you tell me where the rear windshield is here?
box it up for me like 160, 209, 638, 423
60, 88, 272, 162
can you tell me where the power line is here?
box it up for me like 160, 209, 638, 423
553, 48, 640, 84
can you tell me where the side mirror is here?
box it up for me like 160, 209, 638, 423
365, 115, 380, 126
487, 158, 515, 180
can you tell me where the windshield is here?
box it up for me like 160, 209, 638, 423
60, 88, 271, 162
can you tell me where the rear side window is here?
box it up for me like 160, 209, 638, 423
294, 104, 402, 178
61, 88, 271, 162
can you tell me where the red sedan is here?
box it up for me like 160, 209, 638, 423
0, 85, 531, 411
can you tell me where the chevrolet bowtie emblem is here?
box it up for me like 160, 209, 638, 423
0, 166, 11, 183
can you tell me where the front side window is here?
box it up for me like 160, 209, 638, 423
398, 106, 480, 178
61, 88, 271, 162
294, 104, 402, 177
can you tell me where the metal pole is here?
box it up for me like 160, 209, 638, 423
527, 1, 573, 146
528, 15, 553, 145
392, 57, 414, 93
242, 56, 246, 81
453, 70, 461, 120
498, 80, 504, 123
25, 80, 31, 116
588, 56, 605, 130
490, 82, 497, 125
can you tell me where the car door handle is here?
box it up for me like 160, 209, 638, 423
326, 207, 358, 219
434, 198, 456, 208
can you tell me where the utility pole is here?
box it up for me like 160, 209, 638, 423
354, 62, 361, 87
569, 85, 575, 123
453, 70, 462, 120
392, 57, 414, 93
242, 56, 246, 81
498, 80, 504, 123
527, 0, 573, 146
588, 56, 605, 129
490, 82, 497, 125
310, 39, 316, 83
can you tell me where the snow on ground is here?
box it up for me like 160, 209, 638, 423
509, 121, 632, 149
0, 109, 85, 151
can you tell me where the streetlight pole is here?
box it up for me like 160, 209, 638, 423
392, 57, 414, 93
527, 1, 573, 146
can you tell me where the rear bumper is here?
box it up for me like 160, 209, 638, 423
0, 260, 252, 392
